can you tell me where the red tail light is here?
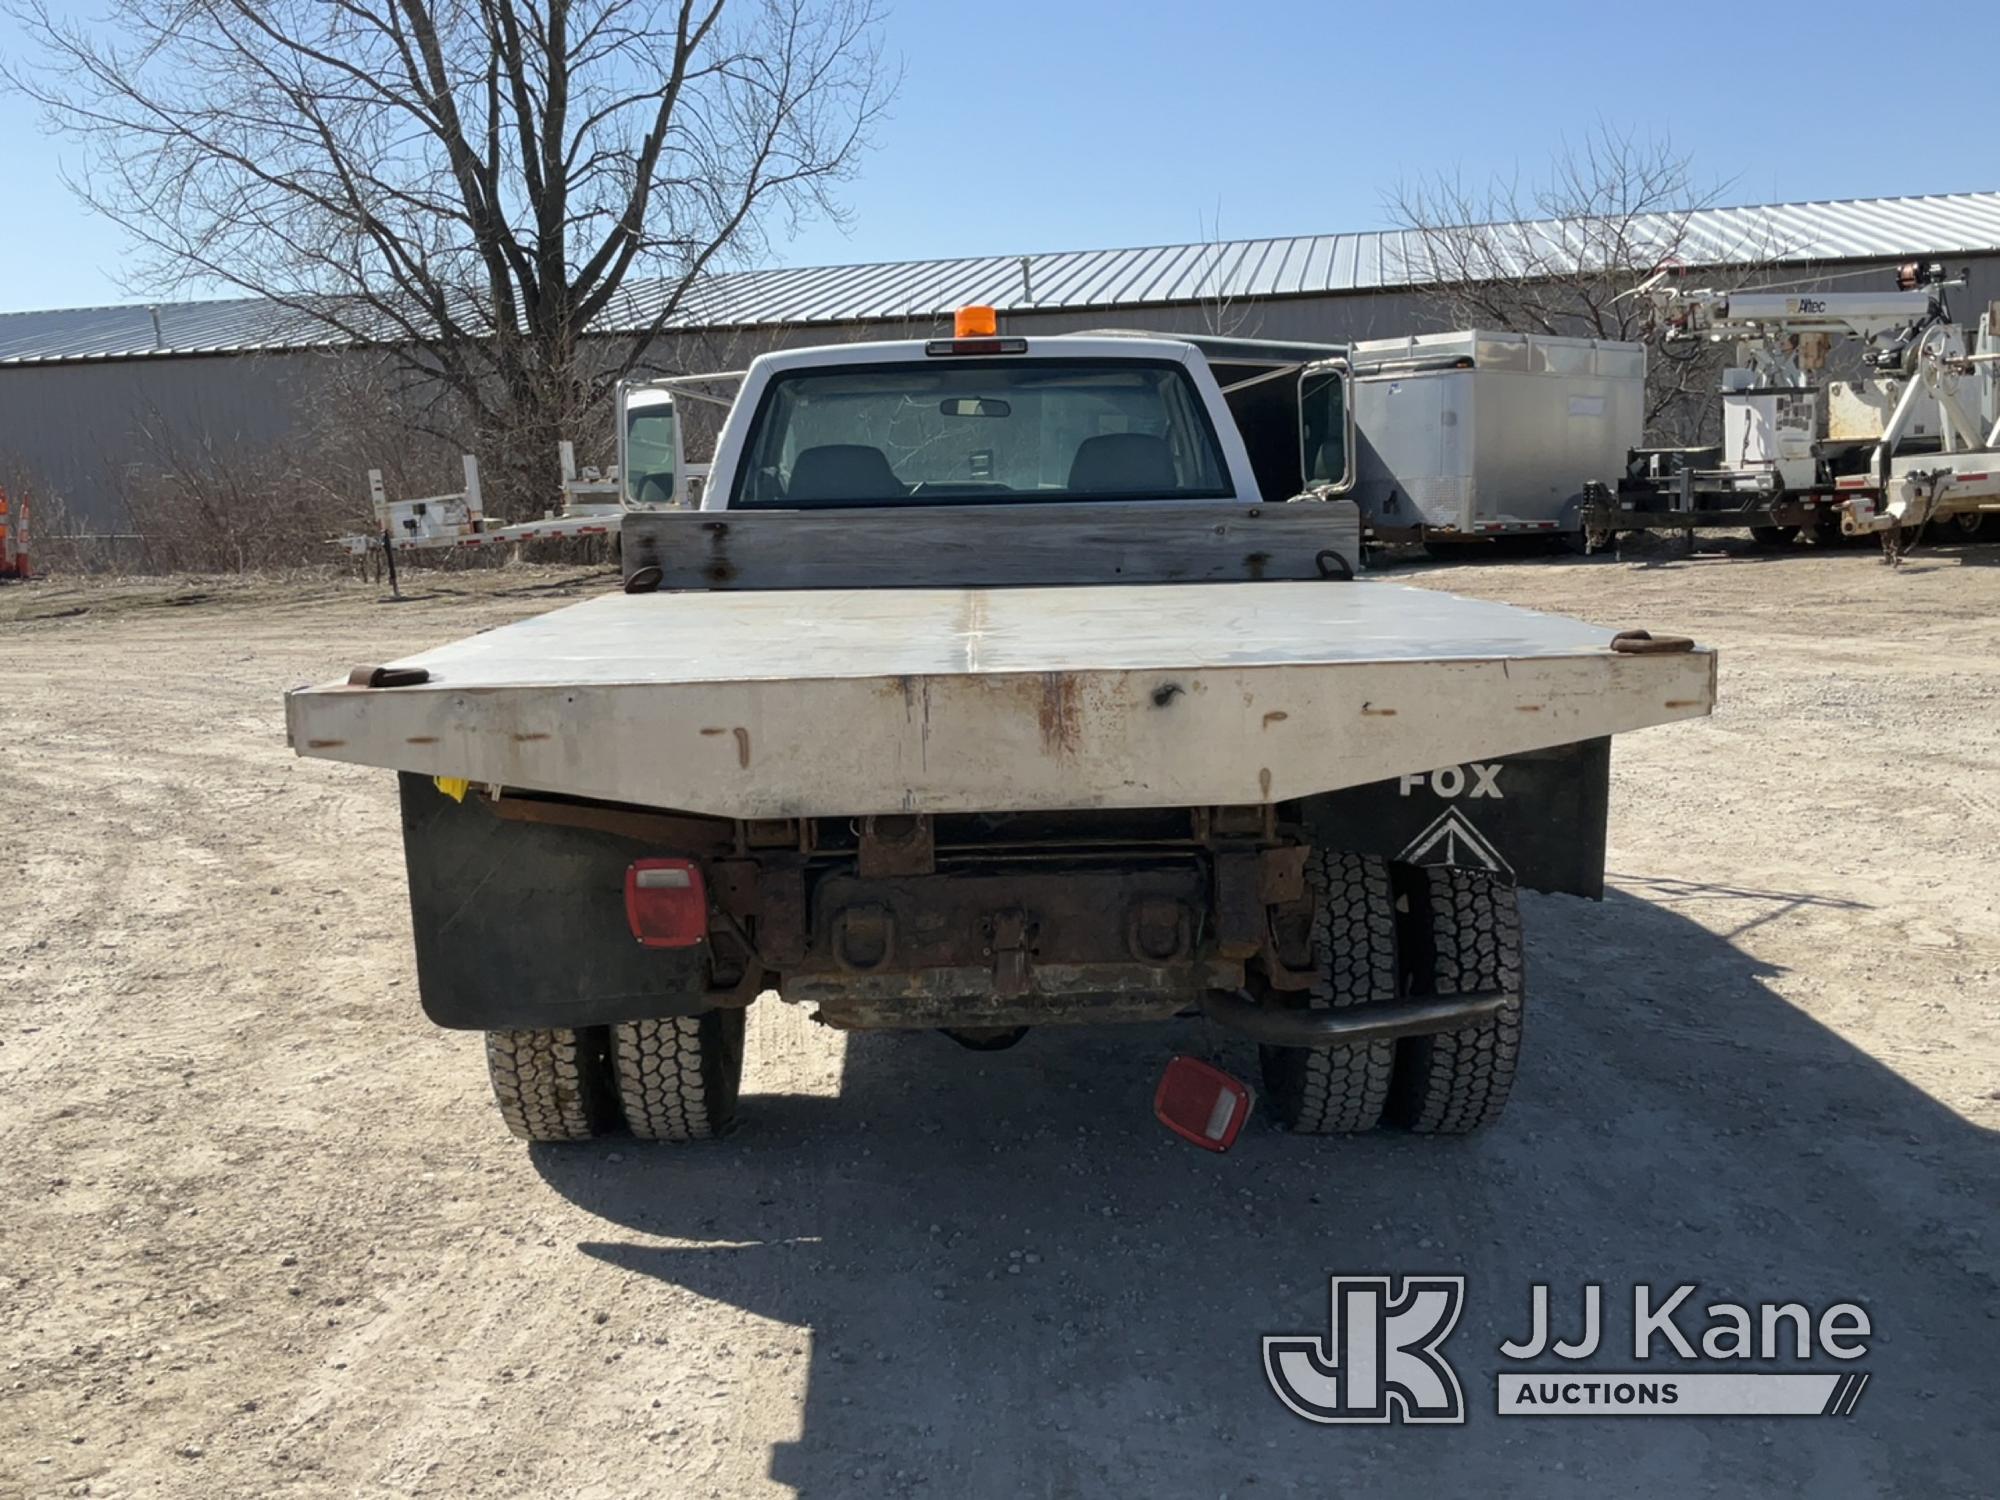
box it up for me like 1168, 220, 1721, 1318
624, 859, 708, 948
1154, 1055, 1252, 1152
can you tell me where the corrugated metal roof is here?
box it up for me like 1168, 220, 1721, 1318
0, 296, 349, 365
7, 188, 2000, 366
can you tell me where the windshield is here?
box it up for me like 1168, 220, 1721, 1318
624, 402, 677, 503
730, 358, 1231, 508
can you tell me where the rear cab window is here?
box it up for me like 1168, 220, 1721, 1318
729, 358, 1233, 508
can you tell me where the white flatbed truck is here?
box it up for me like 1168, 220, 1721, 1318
287, 313, 1715, 1145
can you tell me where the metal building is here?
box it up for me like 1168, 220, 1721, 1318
5, 189, 2000, 527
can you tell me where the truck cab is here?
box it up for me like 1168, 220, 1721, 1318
687, 322, 1355, 515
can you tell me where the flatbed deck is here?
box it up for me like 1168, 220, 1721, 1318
287, 580, 1714, 817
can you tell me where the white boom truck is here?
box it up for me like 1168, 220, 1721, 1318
287, 311, 1715, 1145
1583, 262, 2000, 551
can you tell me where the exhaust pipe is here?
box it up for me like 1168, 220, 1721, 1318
1198, 988, 1511, 1048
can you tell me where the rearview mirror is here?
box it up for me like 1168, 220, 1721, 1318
940, 397, 1011, 418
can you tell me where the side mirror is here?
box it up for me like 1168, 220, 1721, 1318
1299, 360, 1356, 495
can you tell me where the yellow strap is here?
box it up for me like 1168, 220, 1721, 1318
433, 776, 471, 803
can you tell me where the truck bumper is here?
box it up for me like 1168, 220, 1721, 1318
1199, 987, 1512, 1047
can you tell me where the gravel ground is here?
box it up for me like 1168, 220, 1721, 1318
2, 541, 1996, 1498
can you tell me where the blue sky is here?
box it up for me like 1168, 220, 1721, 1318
1, 0, 1992, 313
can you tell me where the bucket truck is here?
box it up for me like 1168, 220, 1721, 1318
1582, 263, 2000, 553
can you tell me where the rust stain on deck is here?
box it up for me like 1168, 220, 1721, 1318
1038, 674, 1083, 758
1360, 703, 1398, 717
1261, 710, 1289, 729
405, 735, 439, 744
1665, 699, 1702, 708
305, 738, 345, 749
697, 725, 752, 767
511, 732, 551, 742
1515, 705, 1543, 714
1258, 767, 1273, 801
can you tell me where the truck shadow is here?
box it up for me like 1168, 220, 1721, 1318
1901, 542, 2000, 569
1368, 536, 1797, 572
1593, 536, 2000, 571
1605, 872, 1872, 942
534, 885, 1997, 1498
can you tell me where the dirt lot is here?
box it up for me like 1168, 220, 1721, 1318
2, 542, 1996, 1498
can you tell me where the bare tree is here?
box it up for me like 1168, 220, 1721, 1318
4, 0, 892, 512
1386, 127, 1785, 444
1192, 205, 1255, 339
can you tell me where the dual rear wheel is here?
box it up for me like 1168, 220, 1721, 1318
1257, 850, 1523, 1136
483, 851, 1523, 1143
484, 1009, 745, 1144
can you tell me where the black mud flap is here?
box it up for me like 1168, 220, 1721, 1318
1299, 738, 1611, 899
397, 772, 713, 1029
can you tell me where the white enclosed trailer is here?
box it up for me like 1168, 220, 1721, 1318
288, 318, 1713, 1149
1348, 330, 1645, 542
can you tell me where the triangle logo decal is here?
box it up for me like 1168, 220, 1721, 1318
1396, 807, 1514, 877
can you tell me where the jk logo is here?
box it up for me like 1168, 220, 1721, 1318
1264, 1276, 1466, 1424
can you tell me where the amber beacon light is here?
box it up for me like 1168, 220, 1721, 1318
954, 304, 999, 338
